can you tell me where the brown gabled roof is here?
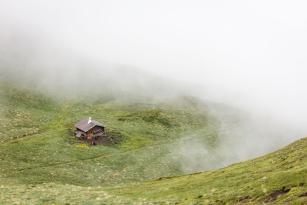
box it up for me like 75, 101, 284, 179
75, 119, 104, 132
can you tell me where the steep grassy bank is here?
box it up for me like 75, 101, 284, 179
111, 137, 307, 204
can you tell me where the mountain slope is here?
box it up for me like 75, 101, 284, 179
0, 137, 306, 204
0, 83, 219, 186
112, 137, 307, 204
0, 84, 306, 204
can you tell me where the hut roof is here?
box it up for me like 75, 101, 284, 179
75, 119, 104, 132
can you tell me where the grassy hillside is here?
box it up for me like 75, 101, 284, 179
112, 137, 307, 204
0, 83, 219, 186
0, 84, 306, 204
1, 138, 306, 205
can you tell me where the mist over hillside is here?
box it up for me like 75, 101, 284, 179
0, 31, 189, 102
1, 0, 307, 175
0, 33, 302, 174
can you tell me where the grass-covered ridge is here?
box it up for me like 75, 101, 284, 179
0, 84, 306, 204
112, 137, 307, 204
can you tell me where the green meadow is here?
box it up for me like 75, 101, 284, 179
0, 84, 306, 204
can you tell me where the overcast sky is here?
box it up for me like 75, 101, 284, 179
1, 0, 307, 137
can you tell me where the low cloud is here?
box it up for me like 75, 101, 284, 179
1, 0, 307, 172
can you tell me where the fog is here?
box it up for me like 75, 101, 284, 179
1, 0, 307, 172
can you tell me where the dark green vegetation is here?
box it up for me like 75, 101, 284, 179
0, 83, 306, 204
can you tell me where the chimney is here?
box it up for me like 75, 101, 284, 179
88, 117, 92, 124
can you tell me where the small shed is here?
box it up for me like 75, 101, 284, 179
74, 117, 108, 145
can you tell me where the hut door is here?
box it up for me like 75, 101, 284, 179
87, 131, 93, 140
